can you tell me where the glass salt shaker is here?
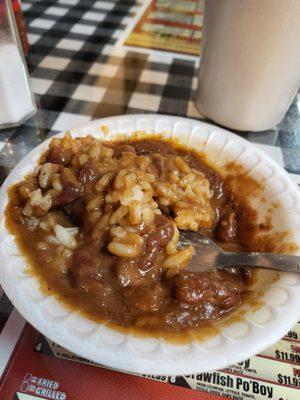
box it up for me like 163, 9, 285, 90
0, 0, 36, 129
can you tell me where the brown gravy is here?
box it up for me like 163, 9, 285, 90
6, 136, 281, 338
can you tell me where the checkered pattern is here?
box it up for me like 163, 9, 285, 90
0, 0, 300, 379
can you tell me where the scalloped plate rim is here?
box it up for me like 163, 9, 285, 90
0, 114, 300, 375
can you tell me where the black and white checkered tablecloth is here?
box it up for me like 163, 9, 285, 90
0, 0, 300, 378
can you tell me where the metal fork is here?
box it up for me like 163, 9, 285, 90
180, 231, 300, 273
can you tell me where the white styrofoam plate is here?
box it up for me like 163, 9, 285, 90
0, 114, 300, 375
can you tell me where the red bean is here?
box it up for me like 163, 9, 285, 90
79, 162, 98, 184
113, 145, 136, 158
216, 212, 237, 242
154, 215, 174, 247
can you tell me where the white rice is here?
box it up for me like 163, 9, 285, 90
53, 225, 79, 249
120, 185, 143, 206
29, 189, 52, 212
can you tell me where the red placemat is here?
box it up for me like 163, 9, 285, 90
0, 324, 220, 400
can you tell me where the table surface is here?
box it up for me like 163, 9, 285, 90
0, 0, 300, 398
0, 0, 299, 186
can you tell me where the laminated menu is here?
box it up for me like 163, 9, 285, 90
1, 322, 300, 400
125, 0, 203, 55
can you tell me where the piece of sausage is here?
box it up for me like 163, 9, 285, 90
48, 147, 72, 166
70, 246, 112, 293
123, 284, 168, 312
174, 271, 245, 306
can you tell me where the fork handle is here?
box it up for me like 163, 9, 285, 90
221, 252, 300, 274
